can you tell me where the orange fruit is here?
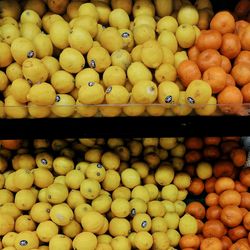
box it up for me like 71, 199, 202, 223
221, 55, 232, 73
235, 0, 250, 18
239, 24, 250, 51
203, 66, 227, 94
221, 205, 243, 228
217, 85, 243, 114
203, 219, 227, 238
234, 51, 250, 65
200, 237, 223, 250
177, 60, 201, 87
225, 74, 236, 86
241, 82, 250, 102
220, 33, 241, 59
230, 148, 247, 167
210, 11, 236, 34
0, 139, 22, 150
188, 46, 200, 63
197, 49, 222, 72
196, 29, 222, 51
235, 20, 249, 37
231, 62, 250, 86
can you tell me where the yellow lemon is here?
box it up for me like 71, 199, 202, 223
134, 231, 153, 250
87, 46, 111, 73
118, 28, 134, 52
92, 194, 112, 214
132, 0, 155, 17
147, 200, 166, 217
53, 156, 74, 175
94, 1, 111, 25
51, 70, 74, 94
20, 9, 42, 27
6, 62, 23, 82
65, 170, 85, 190
13, 169, 34, 189
75, 68, 100, 89
111, 198, 131, 218
179, 213, 198, 235
195, 96, 217, 116
49, 234, 72, 250
132, 213, 151, 232
196, 161, 213, 180
155, 64, 177, 84
152, 232, 170, 250
0, 23, 20, 45
85, 163, 106, 182
14, 231, 39, 250
105, 85, 130, 105
96, 242, 113, 250
23, 0, 46, 17
177, 5, 199, 25
62, 219, 82, 238
177, 189, 188, 201
103, 66, 126, 87
131, 185, 150, 203
14, 189, 36, 211
47, 183, 69, 204
144, 184, 159, 201
36, 220, 59, 242
0, 214, 14, 236
112, 186, 131, 200
27, 82, 56, 106
76, 101, 97, 117
10, 78, 30, 104
156, 16, 178, 33
121, 168, 141, 189
67, 190, 86, 209
173, 172, 191, 189
172, 91, 193, 116
59, 47, 85, 74
102, 169, 120, 191
12, 153, 35, 171
109, 218, 131, 237
101, 152, 120, 170
134, 15, 156, 30
78, 3, 99, 21
30, 202, 51, 223
97, 234, 112, 244
41, 13, 64, 33
164, 212, 180, 230
85, 148, 102, 162
68, 26, 93, 54
15, 215, 36, 233
50, 203, 74, 226
38, 188, 48, 202
74, 203, 93, 223
161, 184, 179, 202
158, 31, 178, 53
0, 203, 21, 220
131, 80, 158, 104
35, 152, 53, 169
2, 231, 17, 248
131, 162, 149, 179
81, 211, 104, 233
151, 217, 168, 233
161, 46, 175, 65
111, 49, 132, 70
72, 232, 97, 250
155, 164, 174, 186
109, 8, 130, 29
41, 56, 60, 80
111, 0, 132, 14
141, 40, 163, 68
131, 45, 142, 62
133, 24, 155, 45
20, 23, 41, 41
72, 16, 98, 38
174, 200, 186, 217
111, 236, 131, 250
75, 161, 89, 174
0, 42, 13, 68
80, 178, 101, 200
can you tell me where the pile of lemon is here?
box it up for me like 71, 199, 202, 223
0, 137, 199, 250
0, 0, 217, 118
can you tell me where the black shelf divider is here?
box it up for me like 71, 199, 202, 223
0, 116, 249, 139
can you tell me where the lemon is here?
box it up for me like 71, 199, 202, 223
156, 16, 178, 33
132, 213, 151, 232
105, 86, 129, 105
80, 178, 101, 200
14, 189, 36, 211
173, 172, 191, 189
29, 202, 51, 223
51, 70, 74, 94
15, 215, 36, 233
121, 168, 140, 188
133, 25, 156, 45
73, 232, 97, 250
74, 203, 93, 223
41, 56, 60, 80
111, 198, 131, 218
179, 214, 198, 235
0, 23, 20, 45
94, 1, 111, 25
0, 42, 13, 68
49, 234, 72, 250
14, 231, 39, 250
172, 91, 192, 116
0, 16, 18, 27
114, 146, 130, 162
78, 82, 105, 105
53, 156, 74, 175
134, 231, 153, 250
50, 203, 74, 226
91, 194, 112, 214
174, 200, 186, 217
177, 189, 188, 201
49, 20, 70, 49
0, 203, 21, 219
97, 234, 112, 244
0, 174, 4, 189
75, 161, 89, 174
23, 0, 46, 17
177, 5, 199, 25
42, 13, 64, 33
96, 217, 109, 235
9, 78, 30, 104
152, 232, 170, 250
38, 188, 48, 202
131, 162, 148, 179
6, 62, 23, 82
111, 0, 132, 14
134, 15, 156, 30
158, 31, 178, 53
12, 153, 36, 171
27, 82, 56, 106
36, 220, 59, 242
141, 40, 163, 68
147, 200, 166, 217
47, 183, 68, 204
161, 46, 175, 65
67, 190, 86, 209
103, 66, 126, 87
81, 211, 104, 233
75, 68, 100, 89
59, 47, 85, 74
68, 26, 93, 54
131, 45, 142, 62
87, 46, 111, 73
143, 184, 158, 201
123, 96, 146, 116
62, 219, 82, 238
164, 212, 180, 230
20, 9, 42, 27
176, 24, 196, 49
151, 217, 168, 233
109, 218, 131, 237
35, 152, 53, 169
132, 80, 158, 104
195, 96, 217, 116
156, 63, 177, 83
100, 151, 120, 170
85, 163, 106, 182
78, 3, 99, 21
72, 16, 98, 38
20, 23, 41, 41
2, 231, 17, 248
102, 169, 120, 191
13, 169, 34, 189
85, 148, 102, 162
64, 169, 85, 190
112, 186, 131, 200
155, 164, 174, 186
111, 236, 131, 250
161, 184, 178, 202
109, 8, 130, 29
196, 161, 213, 180
100, 27, 124, 53
111, 49, 132, 71
0, 214, 14, 236
118, 29, 134, 52
133, 0, 155, 17
96, 242, 113, 250
131, 185, 150, 203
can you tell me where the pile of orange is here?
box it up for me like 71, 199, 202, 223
180, 7, 250, 115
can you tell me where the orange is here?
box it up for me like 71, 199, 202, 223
234, 51, 250, 65
205, 193, 219, 207
177, 60, 201, 87
188, 46, 200, 63
231, 62, 250, 86
196, 29, 222, 51
221, 55, 232, 73
220, 33, 241, 59
217, 85, 243, 114
235, 20, 249, 37
206, 205, 222, 220
230, 148, 247, 167
215, 176, 235, 194
225, 74, 236, 86
241, 83, 250, 102
0, 139, 22, 150
200, 237, 223, 250
179, 235, 200, 249
210, 11, 236, 34
221, 205, 243, 228
239, 24, 250, 51
185, 201, 205, 220
235, 0, 250, 18
219, 189, 241, 207
197, 49, 222, 72
203, 219, 227, 238
202, 66, 227, 94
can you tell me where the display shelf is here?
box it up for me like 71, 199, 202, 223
0, 116, 250, 139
